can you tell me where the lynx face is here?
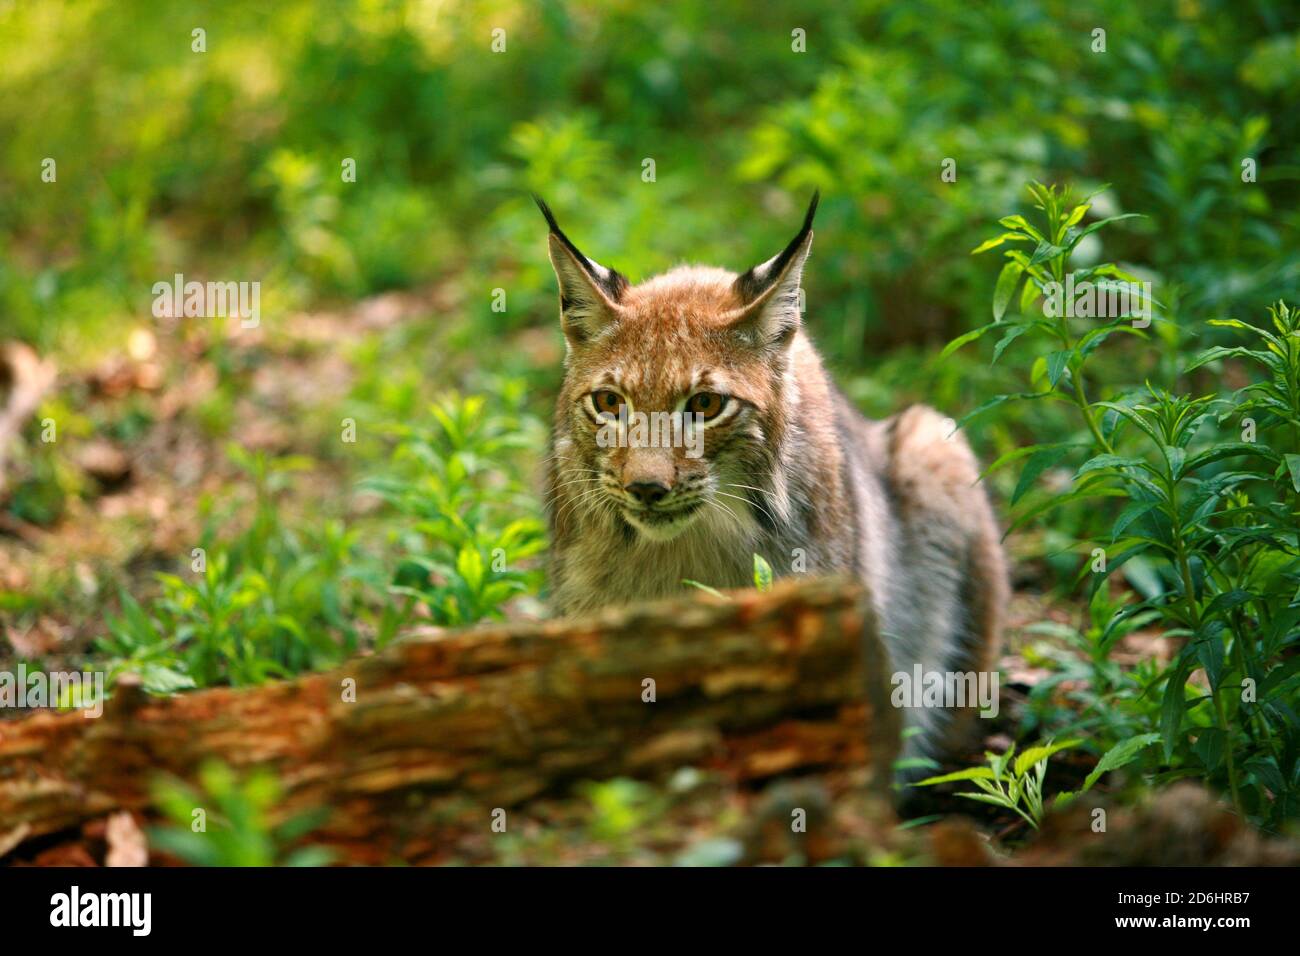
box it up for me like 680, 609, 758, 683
557, 297, 779, 541
539, 194, 818, 543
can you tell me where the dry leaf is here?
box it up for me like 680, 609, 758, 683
105, 811, 148, 867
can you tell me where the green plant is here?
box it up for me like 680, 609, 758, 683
914, 734, 1160, 829
581, 778, 664, 845
947, 183, 1300, 826
94, 387, 549, 692
681, 579, 727, 599
914, 739, 1083, 829
96, 448, 367, 691
364, 386, 547, 632
683, 553, 772, 598
149, 761, 332, 867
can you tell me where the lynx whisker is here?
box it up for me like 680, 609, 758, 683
712, 488, 778, 529
553, 485, 610, 528
702, 496, 747, 538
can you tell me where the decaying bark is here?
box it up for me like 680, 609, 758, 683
0, 577, 898, 865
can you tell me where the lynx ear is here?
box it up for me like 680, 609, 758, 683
727, 190, 818, 349
534, 195, 629, 346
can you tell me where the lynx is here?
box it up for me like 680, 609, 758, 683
537, 193, 1008, 755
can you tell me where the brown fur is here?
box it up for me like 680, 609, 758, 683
538, 195, 1008, 758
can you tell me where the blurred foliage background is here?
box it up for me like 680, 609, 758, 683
4, 0, 1297, 373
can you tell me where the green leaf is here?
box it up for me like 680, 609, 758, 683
1160, 656, 1192, 762
1095, 401, 1165, 447
1098, 603, 1162, 654
913, 766, 998, 787
752, 553, 773, 591
1077, 321, 1149, 360
1005, 483, 1127, 536
1163, 445, 1186, 480
991, 322, 1032, 365
682, 579, 726, 600
1014, 739, 1083, 777
940, 323, 996, 359
1012, 445, 1073, 505
955, 792, 1016, 809
1027, 240, 1068, 267
1019, 274, 1043, 314
971, 232, 1029, 255
1243, 756, 1285, 794
1112, 500, 1158, 540
135, 663, 198, 695
1120, 555, 1165, 601
1053, 790, 1078, 810
1074, 453, 1161, 481
1082, 733, 1160, 791
955, 391, 1055, 430
992, 261, 1025, 321
997, 215, 1044, 241
1045, 350, 1072, 388
982, 442, 1080, 480
1185, 345, 1275, 374
893, 756, 942, 773
1182, 443, 1273, 477
1286, 455, 1300, 493
1195, 620, 1226, 689
455, 546, 484, 592
1062, 202, 1090, 229
1204, 589, 1254, 616
1192, 728, 1225, 773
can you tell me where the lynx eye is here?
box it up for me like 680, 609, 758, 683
686, 392, 728, 421
591, 390, 625, 416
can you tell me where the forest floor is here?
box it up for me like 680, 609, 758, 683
0, 291, 1209, 866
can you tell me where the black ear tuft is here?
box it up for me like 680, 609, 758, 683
532, 193, 562, 235
734, 189, 819, 304
533, 193, 629, 301
533, 193, 585, 271
798, 188, 820, 234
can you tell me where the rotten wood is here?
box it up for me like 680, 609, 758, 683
0, 576, 898, 865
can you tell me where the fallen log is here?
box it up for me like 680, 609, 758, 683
0, 577, 898, 865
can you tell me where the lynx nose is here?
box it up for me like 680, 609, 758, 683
625, 480, 670, 507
